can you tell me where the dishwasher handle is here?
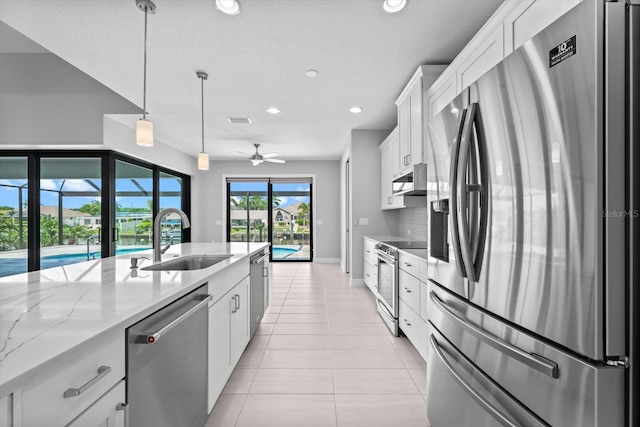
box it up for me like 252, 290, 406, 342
252, 253, 269, 264
144, 294, 212, 344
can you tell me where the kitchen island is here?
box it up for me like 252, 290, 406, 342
0, 242, 269, 426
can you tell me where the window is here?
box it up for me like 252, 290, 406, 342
0, 151, 190, 277
0, 156, 29, 276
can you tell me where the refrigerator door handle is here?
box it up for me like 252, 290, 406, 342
430, 291, 559, 378
429, 334, 549, 427
456, 103, 488, 283
449, 108, 468, 278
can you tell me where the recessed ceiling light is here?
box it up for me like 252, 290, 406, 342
305, 69, 319, 78
350, 107, 363, 114
382, 0, 406, 13
266, 107, 280, 114
215, 0, 240, 15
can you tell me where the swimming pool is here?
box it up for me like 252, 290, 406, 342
0, 247, 150, 278
271, 246, 301, 259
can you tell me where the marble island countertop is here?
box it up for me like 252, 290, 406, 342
0, 242, 269, 396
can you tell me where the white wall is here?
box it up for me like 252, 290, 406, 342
341, 130, 398, 282
192, 160, 341, 261
0, 52, 140, 147
102, 116, 197, 177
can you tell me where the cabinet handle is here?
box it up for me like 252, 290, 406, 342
366, 274, 370, 277
116, 402, 130, 427
263, 266, 269, 277
63, 366, 111, 398
404, 262, 412, 267
404, 287, 412, 293
404, 319, 411, 326
232, 295, 238, 313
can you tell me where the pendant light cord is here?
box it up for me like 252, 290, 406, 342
201, 76, 205, 152
142, 6, 148, 119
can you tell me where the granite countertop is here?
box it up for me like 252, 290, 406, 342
0, 242, 269, 396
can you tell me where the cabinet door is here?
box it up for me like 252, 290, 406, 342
67, 380, 126, 427
504, 0, 581, 55
231, 277, 250, 364
391, 133, 402, 178
397, 98, 411, 169
409, 80, 423, 165
208, 296, 232, 412
380, 143, 393, 209
457, 24, 504, 91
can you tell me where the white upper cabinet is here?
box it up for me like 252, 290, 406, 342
426, 0, 582, 119
395, 65, 447, 174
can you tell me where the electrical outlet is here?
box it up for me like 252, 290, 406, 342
407, 229, 412, 235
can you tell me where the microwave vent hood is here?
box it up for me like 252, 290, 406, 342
392, 164, 428, 196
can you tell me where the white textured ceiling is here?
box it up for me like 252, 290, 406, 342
0, 0, 502, 161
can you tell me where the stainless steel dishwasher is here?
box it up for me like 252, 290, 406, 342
250, 251, 269, 337
127, 284, 211, 427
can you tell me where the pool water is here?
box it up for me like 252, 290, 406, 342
0, 247, 149, 278
271, 246, 301, 259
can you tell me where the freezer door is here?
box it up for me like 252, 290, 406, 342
463, 0, 626, 360
427, 282, 625, 427
426, 92, 467, 298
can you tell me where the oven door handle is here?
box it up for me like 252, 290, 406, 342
376, 250, 396, 265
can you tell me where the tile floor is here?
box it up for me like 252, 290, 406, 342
206, 262, 429, 427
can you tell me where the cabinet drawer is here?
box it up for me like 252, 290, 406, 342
398, 269, 420, 314
398, 251, 420, 279
67, 380, 126, 427
363, 239, 378, 266
22, 333, 125, 427
399, 300, 428, 360
364, 261, 377, 293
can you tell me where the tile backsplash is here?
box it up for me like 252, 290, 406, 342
396, 207, 428, 241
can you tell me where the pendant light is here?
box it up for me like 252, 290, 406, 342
197, 71, 210, 170
135, 0, 156, 146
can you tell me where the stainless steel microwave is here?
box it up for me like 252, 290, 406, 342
392, 164, 427, 196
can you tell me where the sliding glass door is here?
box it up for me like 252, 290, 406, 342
270, 181, 311, 261
227, 178, 312, 262
0, 156, 29, 276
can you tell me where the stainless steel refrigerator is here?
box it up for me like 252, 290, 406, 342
425, 1, 638, 425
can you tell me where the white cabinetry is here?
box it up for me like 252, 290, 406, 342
397, 251, 429, 360
67, 380, 126, 427
363, 238, 378, 293
395, 65, 447, 172
379, 128, 426, 211
18, 333, 126, 427
426, 0, 581, 119
208, 275, 250, 412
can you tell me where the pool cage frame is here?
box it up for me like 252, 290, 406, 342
0, 150, 190, 273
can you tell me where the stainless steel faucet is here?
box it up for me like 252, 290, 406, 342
153, 208, 191, 262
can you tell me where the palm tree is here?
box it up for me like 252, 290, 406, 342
297, 202, 310, 240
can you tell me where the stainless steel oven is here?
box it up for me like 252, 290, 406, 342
375, 242, 399, 336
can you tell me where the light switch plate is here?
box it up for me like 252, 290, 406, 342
359, 218, 369, 226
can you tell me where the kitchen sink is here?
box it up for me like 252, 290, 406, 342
141, 254, 233, 271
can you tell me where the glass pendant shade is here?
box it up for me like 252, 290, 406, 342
198, 152, 210, 170
136, 118, 154, 146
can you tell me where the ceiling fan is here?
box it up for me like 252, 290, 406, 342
237, 143, 286, 166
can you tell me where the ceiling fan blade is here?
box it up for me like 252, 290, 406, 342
262, 152, 279, 158
264, 158, 285, 164
236, 151, 252, 156
252, 159, 263, 166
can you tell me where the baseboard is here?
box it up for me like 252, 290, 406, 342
313, 258, 340, 263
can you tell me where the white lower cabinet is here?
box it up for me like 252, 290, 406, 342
399, 300, 428, 360
20, 333, 125, 427
67, 380, 126, 427
208, 276, 250, 412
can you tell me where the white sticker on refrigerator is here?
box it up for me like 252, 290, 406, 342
549, 35, 577, 68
